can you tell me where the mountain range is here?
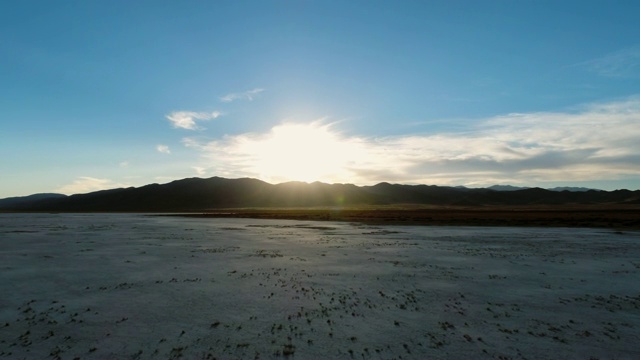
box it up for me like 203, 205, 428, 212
1, 177, 639, 212
487, 185, 598, 192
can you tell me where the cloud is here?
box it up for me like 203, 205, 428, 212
193, 166, 207, 176
182, 97, 640, 187
119, 161, 129, 168
220, 88, 264, 103
156, 144, 171, 154
576, 46, 640, 78
166, 111, 221, 130
56, 177, 129, 195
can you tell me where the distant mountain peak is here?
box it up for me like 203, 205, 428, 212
547, 186, 601, 192
488, 185, 529, 191
488, 184, 602, 192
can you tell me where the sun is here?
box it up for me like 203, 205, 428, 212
248, 122, 361, 183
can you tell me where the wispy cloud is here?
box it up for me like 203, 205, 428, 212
220, 88, 264, 103
56, 177, 129, 195
166, 111, 221, 130
182, 97, 640, 187
576, 46, 640, 78
156, 144, 171, 154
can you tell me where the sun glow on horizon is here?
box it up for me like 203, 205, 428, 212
247, 122, 364, 183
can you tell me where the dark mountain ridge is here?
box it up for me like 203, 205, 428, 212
1, 177, 638, 212
488, 185, 601, 192
0, 193, 67, 209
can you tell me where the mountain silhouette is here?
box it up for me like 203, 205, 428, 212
0, 193, 67, 209
1, 177, 639, 212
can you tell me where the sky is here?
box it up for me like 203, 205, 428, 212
2, 0, 640, 198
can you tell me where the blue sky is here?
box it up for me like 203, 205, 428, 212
2, 0, 640, 197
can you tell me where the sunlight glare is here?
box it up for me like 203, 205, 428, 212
248, 122, 360, 183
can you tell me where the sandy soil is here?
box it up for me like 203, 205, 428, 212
1, 213, 639, 359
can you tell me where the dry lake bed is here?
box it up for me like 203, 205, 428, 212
1, 213, 639, 359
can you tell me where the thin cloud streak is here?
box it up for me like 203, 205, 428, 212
166, 111, 221, 130
183, 97, 640, 187
193, 166, 206, 176
56, 177, 129, 195
575, 45, 640, 78
220, 88, 264, 103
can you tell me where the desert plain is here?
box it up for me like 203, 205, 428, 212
1, 213, 639, 359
